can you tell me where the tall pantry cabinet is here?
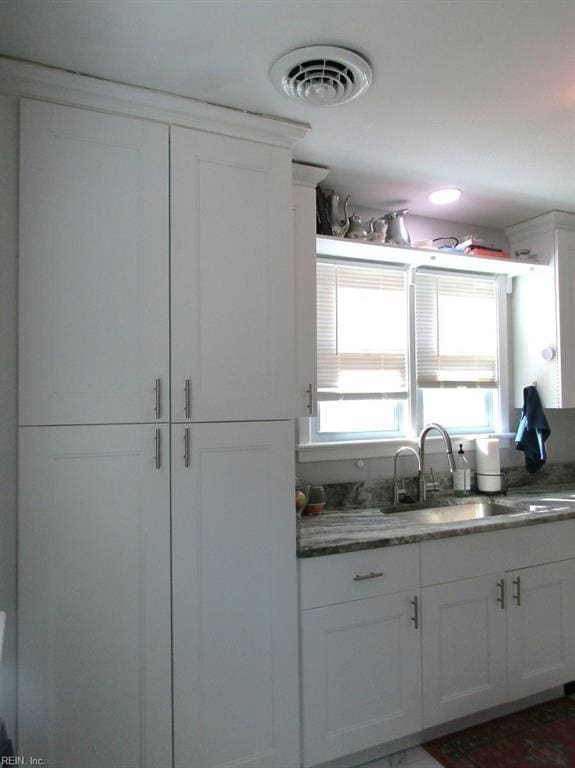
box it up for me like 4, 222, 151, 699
18, 91, 303, 768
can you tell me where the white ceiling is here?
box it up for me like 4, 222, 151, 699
1, 0, 574, 228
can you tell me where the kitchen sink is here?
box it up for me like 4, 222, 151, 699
387, 501, 528, 525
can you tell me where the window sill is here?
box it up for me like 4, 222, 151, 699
297, 433, 514, 463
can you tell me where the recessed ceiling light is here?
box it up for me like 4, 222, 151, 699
428, 188, 462, 205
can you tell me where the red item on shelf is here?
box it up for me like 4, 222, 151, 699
465, 246, 511, 259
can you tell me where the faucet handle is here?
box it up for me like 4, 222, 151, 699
393, 481, 408, 505
426, 467, 440, 493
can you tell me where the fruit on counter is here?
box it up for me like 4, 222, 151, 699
295, 490, 307, 510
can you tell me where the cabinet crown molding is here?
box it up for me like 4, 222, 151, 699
0, 56, 310, 148
292, 162, 330, 188
506, 211, 575, 243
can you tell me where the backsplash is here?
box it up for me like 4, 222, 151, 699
321, 461, 575, 510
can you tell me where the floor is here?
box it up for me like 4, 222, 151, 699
363, 693, 575, 767
362, 746, 441, 768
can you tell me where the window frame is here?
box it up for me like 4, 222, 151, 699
303, 260, 511, 459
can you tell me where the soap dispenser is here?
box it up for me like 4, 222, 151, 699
453, 444, 471, 496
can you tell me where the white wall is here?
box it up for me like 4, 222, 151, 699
296, 409, 575, 485
0, 93, 18, 737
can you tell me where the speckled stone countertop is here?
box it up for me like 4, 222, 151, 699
297, 486, 575, 558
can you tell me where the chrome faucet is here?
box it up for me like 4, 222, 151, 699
393, 447, 421, 504
418, 423, 456, 502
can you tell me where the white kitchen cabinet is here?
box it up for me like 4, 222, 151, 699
421, 574, 507, 728
292, 164, 329, 418
508, 211, 575, 408
171, 126, 294, 422
507, 560, 575, 700
299, 545, 420, 767
18, 425, 172, 768
171, 420, 299, 768
300, 591, 421, 767
19, 100, 169, 426
421, 526, 575, 730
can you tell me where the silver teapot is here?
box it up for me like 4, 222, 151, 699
346, 213, 374, 239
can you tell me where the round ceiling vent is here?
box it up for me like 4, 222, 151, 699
270, 46, 372, 106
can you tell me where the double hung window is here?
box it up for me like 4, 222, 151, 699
314, 258, 505, 443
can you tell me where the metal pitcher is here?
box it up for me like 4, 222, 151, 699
327, 191, 350, 238
384, 209, 411, 246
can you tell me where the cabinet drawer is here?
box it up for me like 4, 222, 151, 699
299, 545, 419, 609
421, 520, 575, 586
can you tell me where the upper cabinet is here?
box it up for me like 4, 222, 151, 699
171, 126, 294, 422
292, 164, 329, 419
19, 100, 170, 426
507, 212, 575, 408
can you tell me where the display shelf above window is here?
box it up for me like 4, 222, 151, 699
316, 236, 548, 277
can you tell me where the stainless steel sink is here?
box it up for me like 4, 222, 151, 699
387, 502, 527, 525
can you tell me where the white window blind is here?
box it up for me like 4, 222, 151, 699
415, 272, 498, 388
317, 261, 408, 398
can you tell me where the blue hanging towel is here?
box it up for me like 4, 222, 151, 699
515, 385, 550, 474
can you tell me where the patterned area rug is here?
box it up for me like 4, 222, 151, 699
424, 697, 575, 767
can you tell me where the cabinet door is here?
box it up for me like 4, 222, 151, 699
18, 425, 172, 768
556, 228, 575, 406
293, 182, 317, 418
301, 592, 422, 767
19, 100, 169, 425
171, 126, 293, 422
507, 560, 575, 700
172, 421, 299, 768
422, 575, 507, 728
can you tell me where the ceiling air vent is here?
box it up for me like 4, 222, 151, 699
270, 46, 372, 106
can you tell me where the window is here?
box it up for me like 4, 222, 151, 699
313, 258, 506, 444
315, 260, 408, 440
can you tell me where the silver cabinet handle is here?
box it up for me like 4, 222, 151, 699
410, 595, 419, 629
306, 383, 315, 416
155, 428, 161, 469
353, 571, 384, 582
154, 378, 162, 420
512, 576, 522, 606
497, 578, 505, 609
184, 379, 191, 420
184, 427, 190, 468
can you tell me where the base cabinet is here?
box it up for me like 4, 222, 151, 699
300, 525, 575, 766
172, 421, 299, 768
507, 560, 575, 700
300, 591, 421, 767
18, 425, 172, 768
422, 575, 507, 728
422, 561, 575, 729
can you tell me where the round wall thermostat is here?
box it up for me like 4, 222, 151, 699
541, 346, 556, 361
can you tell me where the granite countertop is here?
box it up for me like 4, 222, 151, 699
297, 486, 575, 558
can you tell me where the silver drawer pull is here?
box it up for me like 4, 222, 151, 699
184, 379, 191, 419
512, 575, 522, 606
496, 578, 505, 610
184, 427, 190, 468
410, 595, 419, 629
154, 428, 161, 469
306, 383, 315, 416
353, 571, 384, 582
154, 378, 162, 420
